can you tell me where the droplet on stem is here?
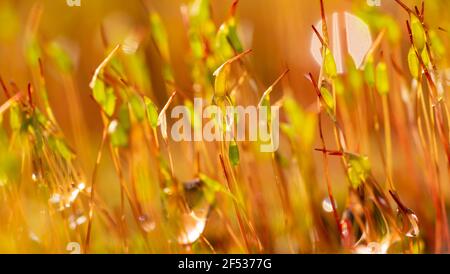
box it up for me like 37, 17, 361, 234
177, 209, 208, 245
138, 214, 156, 232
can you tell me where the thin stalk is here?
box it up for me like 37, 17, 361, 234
381, 95, 395, 190
84, 124, 108, 253
219, 154, 251, 253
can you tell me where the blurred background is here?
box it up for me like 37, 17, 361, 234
3, 0, 447, 138
0, 0, 449, 253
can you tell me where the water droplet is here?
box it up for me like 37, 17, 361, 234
31, 173, 38, 182
183, 179, 205, 208
340, 209, 356, 247
76, 215, 87, 225
355, 242, 380, 254
341, 220, 350, 237
138, 214, 156, 232
69, 215, 77, 230
122, 32, 141, 55
29, 231, 40, 243
405, 213, 419, 238
69, 188, 80, 203
390, 190, 420, 238
69, 214, 87, 230
354, 241, 389, 254
163, 187, 173, 195
322, 197, 337, 213
177, 209, 208, 245
108, 120, 119, 134
49, 193, 61, 204
167, 178, 212, 245
77, 181, 86, 191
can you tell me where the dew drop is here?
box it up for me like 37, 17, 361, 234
49, 193, 61, 204
77, 181, 86, 191
354, 241, 389, 254
177, 209, 208, 245
31, 173, 38, 182
340, 220, 350, 237
390, 190, 420, 238
29, 231, 40, 243
69, 215, 77, 230
122, 32, 140, 55
405, 213, 419, 238
69, 214, 87, 230
163, 186, 175, 196
322, 197, 337, 213
174, 178, 212, 245
69, 188, 80, 203
76, 215, 87, 225
138, 214, 156, 232
108, 120, 119, 134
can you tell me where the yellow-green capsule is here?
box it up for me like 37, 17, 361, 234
429, 30, 445, 59
229, 140, 240, 166
364, 55, 375, 87
421, 48, 430, 67
323, 47, 337, 78
213, 63, 231, 98
408, 46, 420, 79
375, 62, 389, 95
410, 15, 426, 51
320, 85, 335, 114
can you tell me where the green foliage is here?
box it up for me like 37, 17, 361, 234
215, 17, 243, 61
199, 173, 240, 205
213, 63, 231, 98
334, 77, 345, 95
282, 97, 316, 148
364, 55, 375, 87
187, 0, 216, 59
1, 0, 447, 254
346, 57, 363, 92
375, 62, 389, 95
109, 105, 131, 148
93, 79, 117, 117
104, 88, 117, 117
150, 12, 170, 62
429, 30, 445, 60
0, 151, 19, 186
110, 122, 128, 147
347, 154, 371, 189
150, 12, 175, 83
46, 41, 73, 73
9, 103, 21, 131
144, 96, 159, 128
0, 117, 18, 187
118, 104, 131, 130
25, 37, 41, 66
229, 140, 240, 166
358, 10, 400, 44
48, 136, 74, 160
129, 94, 145, 122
